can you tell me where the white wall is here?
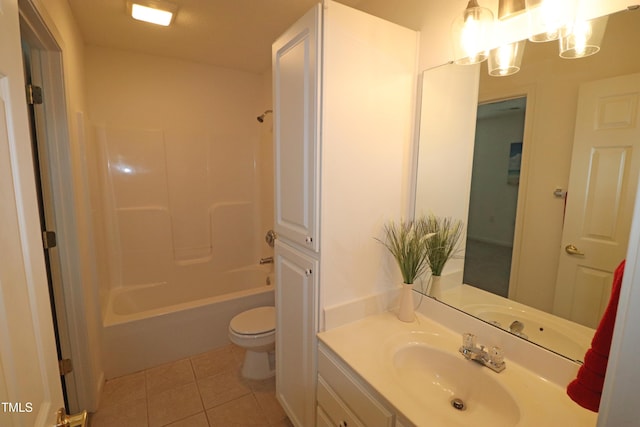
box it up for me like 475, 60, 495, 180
320, 2, 418, 314
84, 46, 266, 291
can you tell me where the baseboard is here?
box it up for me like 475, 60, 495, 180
92, 370, 105, 412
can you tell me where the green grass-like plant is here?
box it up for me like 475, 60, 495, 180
377, 217, 434, 284
422, 214, 464, 276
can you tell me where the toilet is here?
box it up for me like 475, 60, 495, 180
228, 306, 276, 380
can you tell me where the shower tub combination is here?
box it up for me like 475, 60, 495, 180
102, 265, 274, 379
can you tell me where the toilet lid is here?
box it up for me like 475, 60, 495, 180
230, 306, 275, 335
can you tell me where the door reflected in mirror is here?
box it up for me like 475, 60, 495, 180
414, 9, 640, 361
464, 97, 526, 298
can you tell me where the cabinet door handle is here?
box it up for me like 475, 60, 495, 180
305, 269, 313, 277
305, 236, 313, 244
338, 422, 348, 427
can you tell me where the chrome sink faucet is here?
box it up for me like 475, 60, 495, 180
509, 320, 528, 339
459, 333, 506, 373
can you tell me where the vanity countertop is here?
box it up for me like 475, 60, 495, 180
317, 310, 598, 427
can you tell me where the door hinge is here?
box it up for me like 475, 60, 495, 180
58, 358, 73, 375
42, 230, 57, 249
26, 84, 43, 105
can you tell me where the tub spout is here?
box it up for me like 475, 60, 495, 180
259, 257, 274, 265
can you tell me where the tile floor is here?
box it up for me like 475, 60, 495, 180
90, 344, 292, 427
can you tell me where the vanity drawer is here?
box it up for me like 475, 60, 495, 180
317, 376, 364, 427
318, 346, 394, 427
316, 405, 335, 427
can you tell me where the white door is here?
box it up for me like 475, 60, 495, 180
553, 73, 640, 328
0, 1, 65, 426
274, 240, 319, 427
272, 4, 320, 252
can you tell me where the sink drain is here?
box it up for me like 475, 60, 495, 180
451, 398, 466, 411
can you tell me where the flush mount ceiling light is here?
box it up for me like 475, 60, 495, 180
127, 0, 177, 26
451, 0, 495, 65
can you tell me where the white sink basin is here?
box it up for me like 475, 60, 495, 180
464, 303, 592, 361
392, 343, 520, 427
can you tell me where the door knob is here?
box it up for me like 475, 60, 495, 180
565, 244, 585, 256
265, 229, 277, 248
56, 408, 87, 427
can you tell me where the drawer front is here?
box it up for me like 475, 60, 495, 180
316, 406, 334, 427
317, 376, 364, 427
318, 347, 394, 427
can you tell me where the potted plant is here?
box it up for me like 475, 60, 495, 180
422, 214, 464, 300
377, 217, 433, 322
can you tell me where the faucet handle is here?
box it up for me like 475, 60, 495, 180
462, 332, 476, 350
489, 346, 504, 366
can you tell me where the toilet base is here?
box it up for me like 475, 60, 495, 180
242, 349, 275, 380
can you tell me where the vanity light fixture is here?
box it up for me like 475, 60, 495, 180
525, 0, 578, 42
559, 15, 609, 59
128, 0, 177, 27
488, 40, 526, 76
498, 0, 526, 19
451, 0, 495, 65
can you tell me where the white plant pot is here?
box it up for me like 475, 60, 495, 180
397, 282, 415, 322
429, 275, 442, 300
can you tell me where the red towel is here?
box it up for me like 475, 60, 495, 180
567, 259, 625, 412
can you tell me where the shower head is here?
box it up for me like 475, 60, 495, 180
257, 109, 273, 123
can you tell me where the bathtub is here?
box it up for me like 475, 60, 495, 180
102, 265, 275, 379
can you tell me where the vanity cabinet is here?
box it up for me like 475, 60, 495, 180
317, 344, 409, 427
272, 1, 417, 426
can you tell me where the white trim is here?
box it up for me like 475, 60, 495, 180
19, 0, 102, 412
598, 166, 640, 425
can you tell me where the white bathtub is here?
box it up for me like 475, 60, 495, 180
102, 266, 275, 379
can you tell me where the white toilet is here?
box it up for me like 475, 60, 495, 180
228, 306, 276, 380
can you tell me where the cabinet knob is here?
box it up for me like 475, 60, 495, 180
338, 422, 348, 427
305, 236, 313, 244
305, 269, 313, 277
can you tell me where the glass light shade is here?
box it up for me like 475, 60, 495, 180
559, 16, 608, 59
452, 0, 495, 65
488, 40, 526, 76
525, 0, 578, 42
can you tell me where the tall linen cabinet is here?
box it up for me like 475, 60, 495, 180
272, 2, 417, 426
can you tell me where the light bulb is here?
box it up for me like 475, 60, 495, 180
452, 0, 495, 65
488, 40, 526, 77
559, 15, 608, 59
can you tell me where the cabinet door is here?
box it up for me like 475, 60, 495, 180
272, 3, 320, 252
274, 240, 319, 427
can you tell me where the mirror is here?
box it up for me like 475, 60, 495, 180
414, 8, 640, 361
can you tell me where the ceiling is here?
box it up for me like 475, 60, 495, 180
66, 0, 429, 74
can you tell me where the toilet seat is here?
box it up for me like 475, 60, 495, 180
229, 306, 275, 336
